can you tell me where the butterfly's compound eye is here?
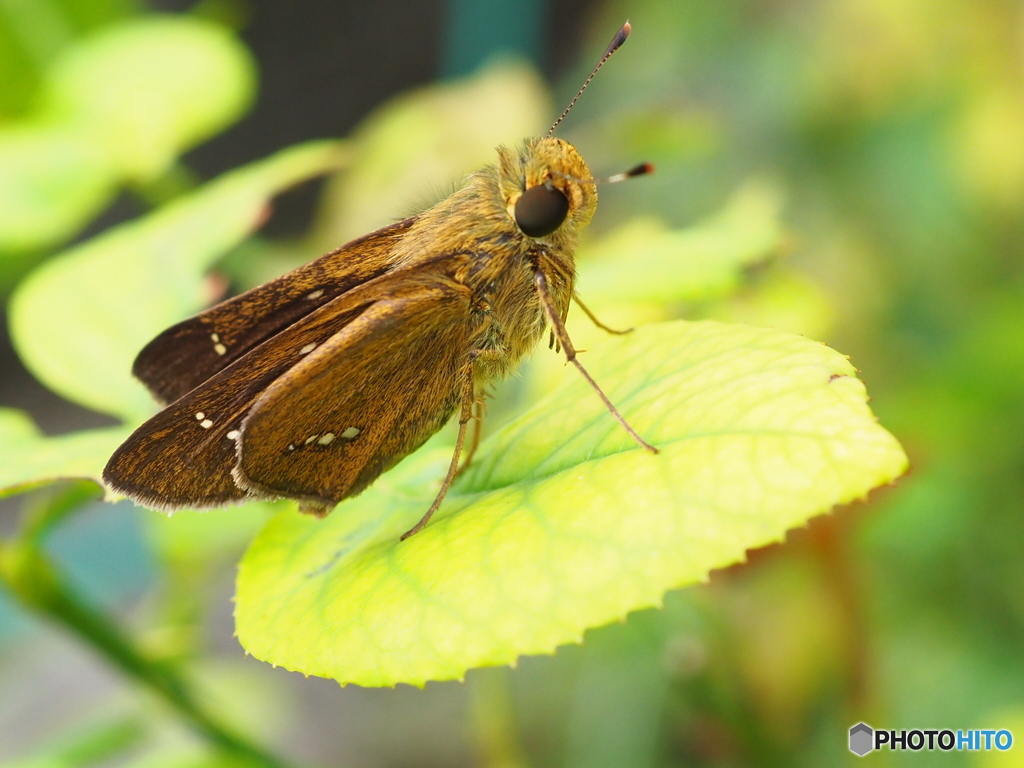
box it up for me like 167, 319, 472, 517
515, 182, 570, 238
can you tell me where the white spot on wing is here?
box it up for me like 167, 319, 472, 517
300, 342, 316, 355
214, 343, 227, 356
306, 289, 324, 300
210, 333, 220, 342
341, 427, 361, 439
304, 435, 318, 445
195, 412, 205, 420
317, 433, 336, 445
226, 430, 240, 440
200, 419, 213, 429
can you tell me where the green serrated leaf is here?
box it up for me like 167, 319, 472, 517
235, 320, 907, 687
9, 140, 349, 422
0, 408, 128, 499
39, 16, 256, 181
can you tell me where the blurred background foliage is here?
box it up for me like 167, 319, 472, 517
0, 0, 1021, 766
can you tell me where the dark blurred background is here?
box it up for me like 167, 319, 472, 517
3, 0, 1024, 766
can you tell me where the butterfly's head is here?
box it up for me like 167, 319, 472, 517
499, 136, 598, 244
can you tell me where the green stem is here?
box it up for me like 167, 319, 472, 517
469, 668, 529, 768
0, 486, 293, 768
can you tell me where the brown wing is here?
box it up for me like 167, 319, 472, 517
233, 280, 474, 510
133, 217, 416, 405
103, 265, 451, 510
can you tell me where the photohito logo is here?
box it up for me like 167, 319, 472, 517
848, 723, 1013, 756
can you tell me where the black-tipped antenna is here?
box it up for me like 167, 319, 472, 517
547, 21, 631, 137
601, 162, 653, 184
552, 162, 654, 186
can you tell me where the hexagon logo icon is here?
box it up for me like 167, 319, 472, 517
849, 723, 874, 756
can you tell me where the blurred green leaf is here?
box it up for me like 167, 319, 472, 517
710, 267, 836, 340
9, 140, 349, 423
38, 15, 256, 181
0, 14, 256, 253
236, 319, 907, 686
0, 408, 127, 499
0, 1, 60, 116
576, 179, 785, 306
144, 502, 281, 565
114, 752, 276, 768
0, 125, 118, 252
315, 59, 551, 245
0, 717, 143, 768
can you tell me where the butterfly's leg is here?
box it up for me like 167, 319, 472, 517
534, 269, 658, 454
400, 358, 476, 540
573, 292, 633, 335
455, 396, 486, 479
